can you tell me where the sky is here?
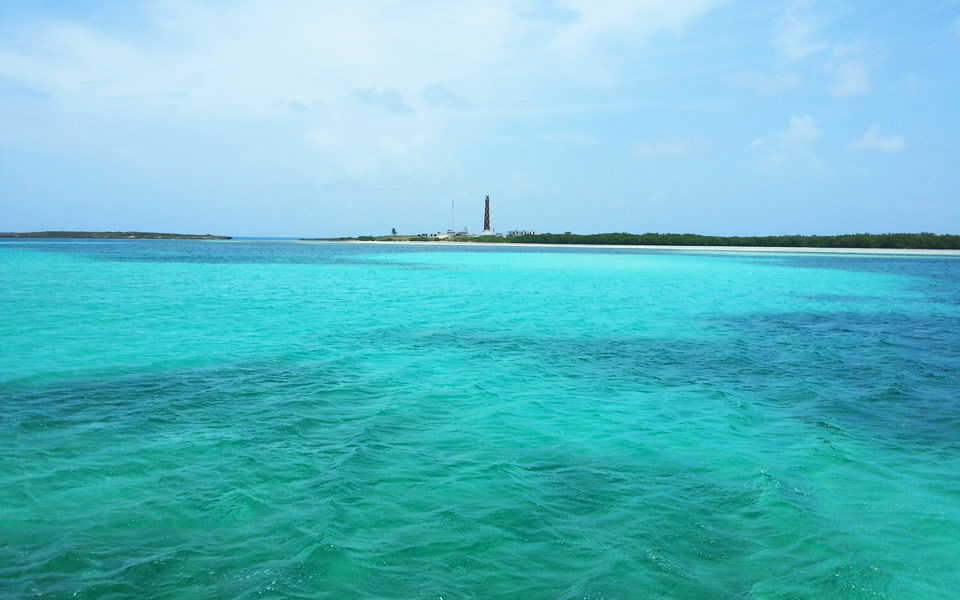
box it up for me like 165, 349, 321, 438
1, 0, 959, 237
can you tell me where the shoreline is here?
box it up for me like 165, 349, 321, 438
299, 239, 960, 256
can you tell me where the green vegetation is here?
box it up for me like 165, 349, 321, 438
0, 231, 232, 239
459, 232, 960, 250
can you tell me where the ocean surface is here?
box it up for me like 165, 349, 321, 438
1, 239, 958, 600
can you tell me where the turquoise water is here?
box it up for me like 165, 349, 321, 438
1, 240, 958, 599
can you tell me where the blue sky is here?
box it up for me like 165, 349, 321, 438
2, 0, 959, 237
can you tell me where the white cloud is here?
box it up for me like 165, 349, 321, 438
827, 61, 869, 97
778, 115, 822, 146
848, 124, 904, 153
751, 115, 821, 162
776, 2, 827, 61
551, 0, 721, 51
772, 3, 876, 98
825, 44, 871, 97
633, 135, 710, 158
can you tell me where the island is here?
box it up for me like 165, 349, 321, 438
0, 231, 232, 240
302, 232, 960, 250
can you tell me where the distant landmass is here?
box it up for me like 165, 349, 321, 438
1, 231, 232, 240
306, 232, 960, 250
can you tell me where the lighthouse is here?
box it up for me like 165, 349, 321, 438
481, 195, 492, 235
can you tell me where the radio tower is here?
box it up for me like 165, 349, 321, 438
482, 195, 492, 235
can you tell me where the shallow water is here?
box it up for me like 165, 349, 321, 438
1, 240, 958, 599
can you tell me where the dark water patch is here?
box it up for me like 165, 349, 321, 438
769, 253, 960, 299
763, 253, 960, 275
713, 310, 960, 451
400, 311, 960, 456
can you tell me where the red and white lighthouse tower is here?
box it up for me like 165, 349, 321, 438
481, 195, 492, 235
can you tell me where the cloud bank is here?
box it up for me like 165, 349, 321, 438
0, 1, 727, 181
